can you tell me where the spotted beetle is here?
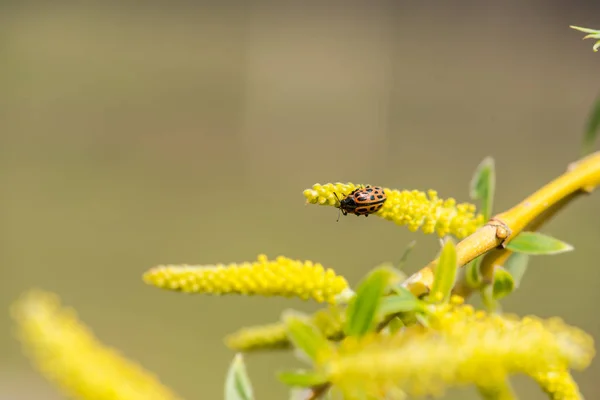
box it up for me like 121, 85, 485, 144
333, 185, 387, 222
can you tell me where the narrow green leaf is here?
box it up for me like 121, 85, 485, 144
469, 156, 495, 220
430, 239, 458, 303
492, 266, 515, 300
582, 94, 600, 156
570, 25, 600, 34
278, 370, 328, 388
397, 240, 417, 270
480, 284, 501, 313
371, 262, 407, 283
505, 232, 574, 255
504, 252, 530, 289
415, 312, 431, 328
344, 267, 398, 337
283, 313, 332, 361
465, 256, 483, 289
225, 354, 254, 400
378, 290, 423, 318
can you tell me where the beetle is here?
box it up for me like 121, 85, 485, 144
333, 185, 387, 222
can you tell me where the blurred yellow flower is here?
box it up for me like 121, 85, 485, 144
144, 254, 349, 304
321, 299, 594, 399
532, 369, 583, 400
11, 290, 181, 400
225, 321, 290, 352
225, 307, 345, 352
303, 182, 484, 238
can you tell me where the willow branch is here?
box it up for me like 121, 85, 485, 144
402, 151, 600, 298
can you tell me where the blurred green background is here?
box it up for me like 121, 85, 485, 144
2, 2, 600, 399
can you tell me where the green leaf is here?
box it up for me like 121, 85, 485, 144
504, 252, 530, 289
469, 156, 495, 220
582, 94, 600, 156
378, 289, 423, 318
397, 240, 417, 270
570, 25, 600, 34
570, 26, 600, 53
505, 232, 574, 255
480, 284, 501, 313
465, 256, 483, 289
278, 370, 328, 388
344, 266, 398, 337
430, 239, 458, 303
225, 354, 254, 400
283, 312, 332, 361
415, 311, 431, 328
492, 266, 515, 300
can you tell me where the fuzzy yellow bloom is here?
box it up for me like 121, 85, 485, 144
303, 183, 484, 238
321, 300, 594, 399
144, 254, 349, 304
532, 369, 583, 400
225, 321, 290, 352
225, 307, 345, 352
11, 290, 181, 400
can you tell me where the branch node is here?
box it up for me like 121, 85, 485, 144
488, 218, 512, 247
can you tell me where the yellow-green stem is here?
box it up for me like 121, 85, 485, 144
403, 151, 600, 298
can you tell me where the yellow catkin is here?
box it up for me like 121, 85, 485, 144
303, 183, 484, 238
11, 290, 182, 400
144, 254, 349, 304
225, 307, 345, 352
531, 369, 583, 400
224, 322, 291, 352
322, 301, 594, 399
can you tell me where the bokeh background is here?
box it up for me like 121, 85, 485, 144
2, 1, 600, 399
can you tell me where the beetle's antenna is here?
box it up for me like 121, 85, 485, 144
333, 192, 342, 223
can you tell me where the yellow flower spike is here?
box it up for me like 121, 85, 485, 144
11, 290, 182, 400
224, 321, 290, 352
532, 369, 583, 400
225, 307, 345, 352
144, 254, 349, 304
323, 304, 594, 399
303, 183, 484, 238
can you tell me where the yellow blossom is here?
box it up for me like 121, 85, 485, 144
532, 369, 583, 400
143, 254, 349, 304
225, 321, 290, 352
303, 182, 484, 238
320, 301, 594, 399
11, 290, 181, 400
225, 307, 345, 352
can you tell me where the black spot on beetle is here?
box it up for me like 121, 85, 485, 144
366, 188, 374, 192
369, 206, 376, 211
370, 195, 376, 201
377, 194, 384, 199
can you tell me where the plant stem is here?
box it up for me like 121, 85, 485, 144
402, 151, 600, 298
